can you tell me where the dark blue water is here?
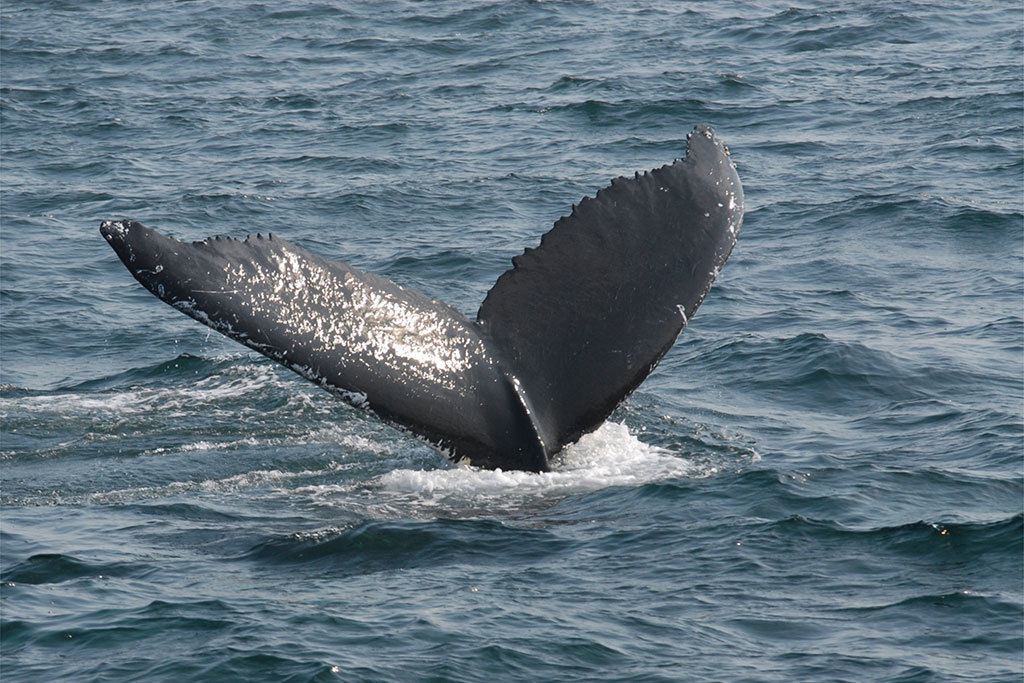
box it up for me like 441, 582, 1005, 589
2, 1, 1022, 680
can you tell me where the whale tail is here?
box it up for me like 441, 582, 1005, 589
100, 125, 743, 472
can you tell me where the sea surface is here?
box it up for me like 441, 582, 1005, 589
2, 1, 1022, 681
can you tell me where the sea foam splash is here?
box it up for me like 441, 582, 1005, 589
378, 422, 716, 503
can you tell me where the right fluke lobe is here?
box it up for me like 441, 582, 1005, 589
477, 125, 743, 453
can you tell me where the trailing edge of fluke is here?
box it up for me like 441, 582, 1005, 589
101, 125, 744, 472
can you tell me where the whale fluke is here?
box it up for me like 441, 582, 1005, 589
100, 125, 743, 472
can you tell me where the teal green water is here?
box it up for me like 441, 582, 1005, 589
2, 1, 1022, 680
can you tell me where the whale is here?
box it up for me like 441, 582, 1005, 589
100, 125, 743, 472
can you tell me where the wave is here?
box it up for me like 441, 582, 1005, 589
1, 553, 151, 585
700, 332, 963, 406
239, 517, 567, 575
0, 353, 325, 427
714, 5, 941, 53
750, 513, 1023, 560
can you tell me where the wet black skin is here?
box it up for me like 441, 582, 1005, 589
101, 125, 743, 472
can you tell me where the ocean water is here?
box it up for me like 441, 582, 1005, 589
2, 0, 1022, 680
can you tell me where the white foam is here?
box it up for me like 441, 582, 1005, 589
0, 362, 288, 419
86, 461, 346, 504
378, 422, 715, 503
139, 426, 395, 457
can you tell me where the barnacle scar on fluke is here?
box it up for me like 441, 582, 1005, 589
100, 125, 744, 472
